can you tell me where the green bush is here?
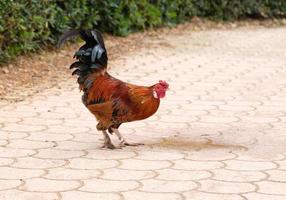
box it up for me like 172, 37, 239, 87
0, 0, 286, 64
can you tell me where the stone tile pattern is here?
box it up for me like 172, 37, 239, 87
1, 27, 286, 200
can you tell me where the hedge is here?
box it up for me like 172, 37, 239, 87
0, 0, 286, 64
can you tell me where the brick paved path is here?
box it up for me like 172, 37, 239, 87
1, 27, 286, 200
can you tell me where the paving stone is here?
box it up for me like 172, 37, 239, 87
0, 167, 44, 179
0, 158, 14, 166
119, 159, 172, 170
243, 193, 286, 200
54, 141, 99, 150
80, 178, 139, 192
2, 124, 46, 132
13, 105, 49, 113
61, 191, 120, 200
69, 158, 119, 169
72, 133, 101, 143
240, 116, 279, 123
0, 147, 35, 158
0, 140, 8, 146
181, 105, 217, 111
235, 154, 285, 161
156, 168, 211, 181
140, 179, 197, 192
258, 106, 286, 112
85, 149, 136, 160
271, 123, 286, 131
7, 139, 54, 149
0, 132, 28, 140
186, 149, 236, 161
45, 168, 101, 180
20, 118, 63, 126
34, 149, 85, 159
224, 160, 277, 171
188, 122, 231, 132
159, 115, 198, 123
102, 168, 156, 180
199, 116, 239, 123
123, 191, 183, 200
0, 111, 38, 118
257, 181, 286, 195
38, 112, 78, 119
46, 125, 90, 134
172, 159, 224, 170
28, 132, 73, 141
266, 170, 286, 182
0, 180, 22, 190
198, 180, 256, 194
0, 190, 58, 200
211, 169, 267, 182
227, 101, 262, 106
135, 150, 184, 161
20, 178, 80, 192
0, 117, 22, 123
12, 157, 66, 169
190, 100, 226, 106
147, 121, 189, 129
228, 122, 272, 131
171, 109, 208, 116
183, 191, 245, 200
219, 105, 255, 111
62, 119, 97, 128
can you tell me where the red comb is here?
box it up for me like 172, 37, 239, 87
159, 80, 169, 88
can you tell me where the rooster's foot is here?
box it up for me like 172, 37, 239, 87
101, 130, 121, 149
101, 142, 121, 149
120, 141, 144, 146
112, 128, 144, 147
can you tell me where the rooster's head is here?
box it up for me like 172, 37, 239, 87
153, 80, 169, 99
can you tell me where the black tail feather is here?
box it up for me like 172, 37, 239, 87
57, 29, 80, 48
58, 29, 108, 89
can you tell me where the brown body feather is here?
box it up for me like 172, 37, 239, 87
86, 73, 160, 130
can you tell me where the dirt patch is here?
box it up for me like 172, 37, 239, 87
149, 135, 247, 151
1, 18, 285, 103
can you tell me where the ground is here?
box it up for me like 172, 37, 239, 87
1, 22, 286, 200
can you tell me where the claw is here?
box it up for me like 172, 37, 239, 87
101, 142, 121, 149
120, 141, 144, 146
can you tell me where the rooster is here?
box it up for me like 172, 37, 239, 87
58, 29, 169, 149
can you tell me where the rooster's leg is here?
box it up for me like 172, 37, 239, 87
101, 130, 118, 149
112, 128, 144, 146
